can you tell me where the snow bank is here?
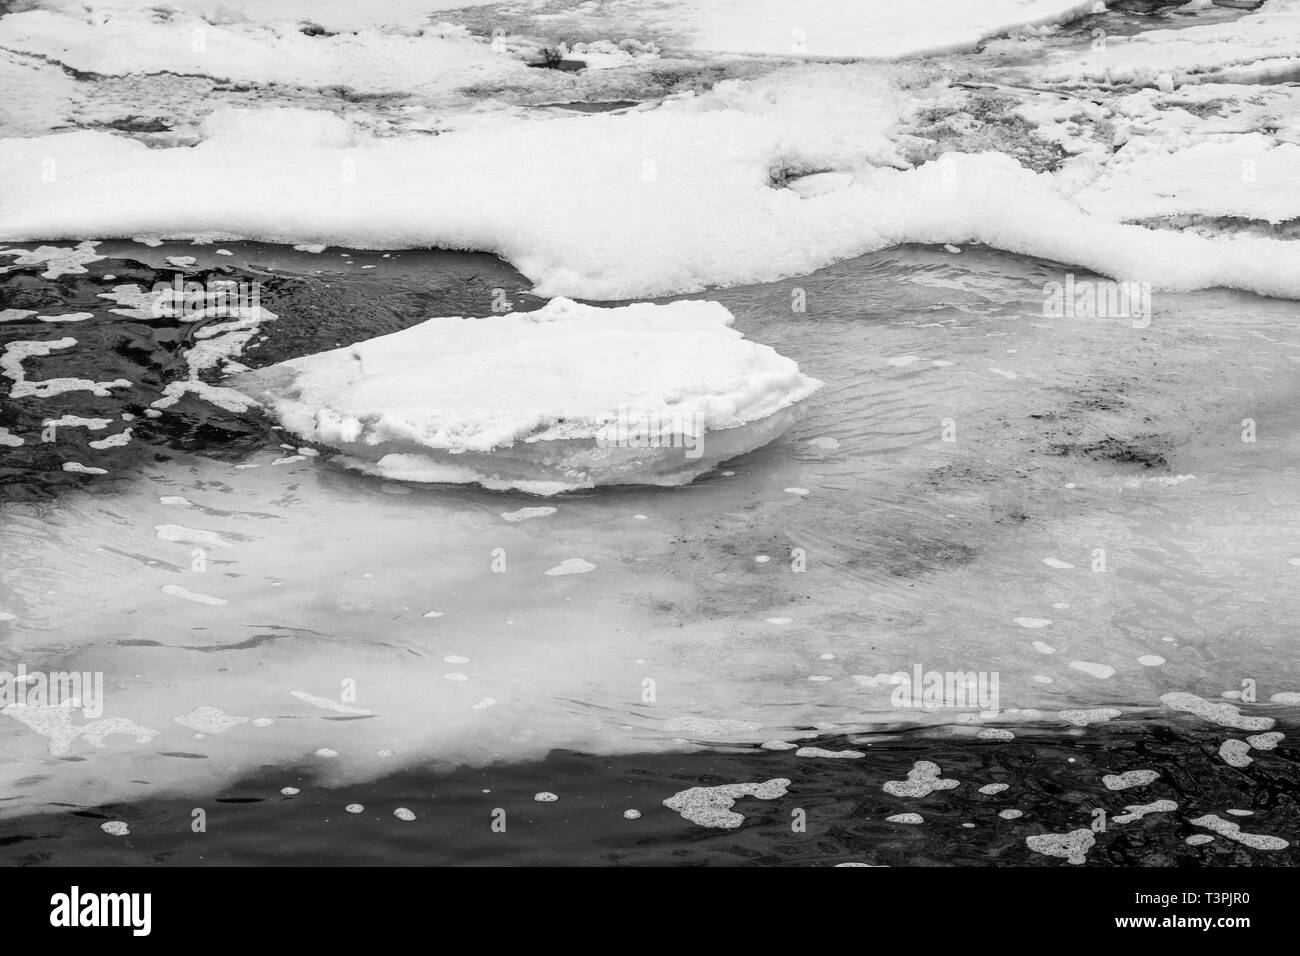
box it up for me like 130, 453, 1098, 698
7, 66, 1300, 302
234, 297, 822, 493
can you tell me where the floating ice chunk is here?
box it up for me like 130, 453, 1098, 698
0, 427, 18, 448
1069, 661, 1115, 679
796, 747, 864, 758
1102, 770, 1158, 791
100, 821, 129, 837
1160, 692, 1274, 731
502, 506, 557, 522
289, 690, 373, 716
1026, 829, 1095, 865
545, 559, 596, 576
236, 298, 820, 493
1014, 617, 1052, 629
1219, 739, 1253, 768
662, 778, 789, 829
36, 312, 93, 323
761, 740, 798, 751
470, 697, 496, 710
165, 256, 196, 268
534, 792, 559, 803
1247, 732, 1283, 751
1270, 692, 1300, 705
1190, 815, 1288, 850
280, 787, 299, 796
0, 241, 103, 278
443, 656, 470, 665
977, 729, 1015, 741
0, 309, 35, 323
161, 583, 226, 606
62, 462, 107, 475
1042, 557, 1073, 569
314, 748, 338, 758
173, 705, 249, 734
1136, 655, 1165, 667
623, 809, 642, 820
1185, 834, 1214, 846
345, 804, 364, 814
884, 760, 959, 798
979, 784, 1009, 795
1032, 641, 1055, 654
394, 808, 416, 822
999, 809, 1024, 820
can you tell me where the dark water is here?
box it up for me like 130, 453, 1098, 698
1, 716, 1295, 866
3, 240, 1300, 864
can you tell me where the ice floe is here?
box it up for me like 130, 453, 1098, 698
236, 297, 820, 493
663, 778, 790, 828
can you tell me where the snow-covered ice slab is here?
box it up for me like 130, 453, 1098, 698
234, 298, 822, 494
1043, 0, 1300, 86
677, 0, 1100, 59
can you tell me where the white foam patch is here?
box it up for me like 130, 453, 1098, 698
100, 821, 129, 836
1, 705, 157, 757
154, 524, 234, 549
1190, 814, 1289, 851
394, 807, 415, 821
160, 583, 227, 606
1014, 617, 1052, 629
345, 803, 364, 814
36, 312, 94, 323
887, 813, 924, 824
1069, 661, 1115, 679
280, 787, 299, 796
1102, 770, 1159, 791
172, 705, 250, 734
1032, 641, 1055, 655
1247, 732, 1283, 751
1185, 834, 1214, 846
1136, 655, 1166, 667
978, 783, 1009, 795
2, 338, 131, 398
663, 778, 789, 829
534, 792, 559, 803
977, 728, 1015, 741
1112, 800, 1177, 825
998, 809, 1024, 820
623, 809, 642, 820
1160, 692, 1275, 731
1270, 692, 1300, 705
1219, 739, 1253, 768
1042, 557, 1073, 569
62, 462, 108, 475
761, 740, 798, 751
289, 690, 373, 716
883, 760, 959, 798
1058, 708, 1122, 727
796, 747, 864, 758
502, 507, 557, 522
1026, 829, 1095, 865
0, 241, 103, 278
0, 427, 23, 447
545, 559, 597, 576
663, 716, 762, 739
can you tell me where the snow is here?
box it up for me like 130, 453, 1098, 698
235, 297, 821, 493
